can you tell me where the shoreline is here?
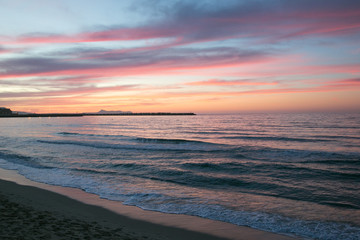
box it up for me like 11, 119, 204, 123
0, 168, 299, 240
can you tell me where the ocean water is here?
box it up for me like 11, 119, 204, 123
0, 113, 359, 240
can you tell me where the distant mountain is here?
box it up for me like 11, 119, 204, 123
13, 111, 34, 115
86, 109, 133, 115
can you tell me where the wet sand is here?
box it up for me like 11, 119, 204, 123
0, 169, 299, 240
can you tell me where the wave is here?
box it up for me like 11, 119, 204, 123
134, 137, 209, 145
255, 162, 360, 178
58, 131, 127, 138
38, 139, 224, 152
222, 135, 331, 142
70, 162, 279, 192
127, 201, 360, 240
58, 132, 80, 135
112, 163, 146, 169
182, 131, 225, 135
0, 150, 52, 169
304, 159, 360, 166
242, 146, 360, 162
73, 167, 119, 175
181, 162, 247, 174
58, 132, 217, 146
313, 135, 360, 140
321, 201, 360, 209
182, 160, 360, 182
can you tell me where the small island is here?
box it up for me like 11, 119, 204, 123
0, 108, 195, 118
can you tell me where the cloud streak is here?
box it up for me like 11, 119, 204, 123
186, 79, 278, 86
0, 47, 270, 79
3, 0, 359, 47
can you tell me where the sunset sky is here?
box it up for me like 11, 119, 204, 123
1, 0, 359, 113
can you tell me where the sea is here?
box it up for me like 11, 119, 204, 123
0, 113, 359, 240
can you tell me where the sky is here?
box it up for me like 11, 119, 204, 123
0, 0, 359, 114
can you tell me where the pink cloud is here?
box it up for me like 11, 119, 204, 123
0, 47, 270, 81
13, 27, 177, 45
228, 63, 360, 80
186, 79, 277, 86
325, 78, 360, 88
0, 84, 137, 99
0, 46, 20, 54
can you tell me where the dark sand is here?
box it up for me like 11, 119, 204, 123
0, 179, 228, 240
0, 169, 299, 240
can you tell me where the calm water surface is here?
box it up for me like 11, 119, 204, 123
1, 113, 359, 239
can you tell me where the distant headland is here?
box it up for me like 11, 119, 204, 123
0, 108, 195, 118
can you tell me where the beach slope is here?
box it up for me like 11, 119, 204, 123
0, 179, 229, 240
0, 171, 298, 240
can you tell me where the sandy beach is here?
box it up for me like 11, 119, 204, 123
0, 169, 298, 240
0, 179, 223, 240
